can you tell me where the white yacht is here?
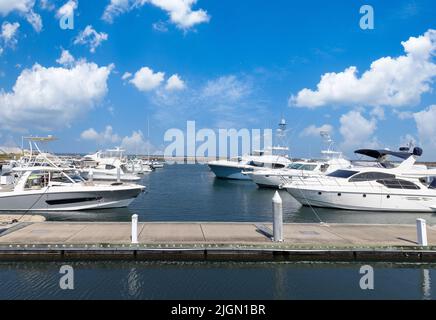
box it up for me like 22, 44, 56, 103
245, 132, 351, 188
208, 118, 292, 180
81, 149, 141, 182
284, 147, 436, 212
0, 166, 145, 211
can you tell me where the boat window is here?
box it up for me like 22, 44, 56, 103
349, 172, 395, 182
376, 179, 420, 190
327, 170, 359, 179
105, 164, 116, 170
272, 163, 286, 169
300, 164, 317, 171
247, 161, 264, 168
288, 163, 304, 170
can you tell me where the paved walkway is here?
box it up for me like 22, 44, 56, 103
0, 222, 435, 247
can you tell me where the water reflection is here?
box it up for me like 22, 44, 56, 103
421, 269, 431, 300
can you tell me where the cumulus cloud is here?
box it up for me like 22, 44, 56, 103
129, 67, 165, 92
291, 29, 436, 109
0, 0, 42, 32
102, 0, 210, 30
339, 111, 378, 151
121, 130, 155, 154
74, 25, 108, 53
56, 49, 75, 67
165, 74, 186, 91
413, 105, 436, 149
0, 61, 113, 131
81, 125, 121, 144
300, 124, 333, 138
121, 72, 132, 81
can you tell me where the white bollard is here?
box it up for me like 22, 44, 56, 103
417, 218, 428, 246
117, 167, 121, 183
131, 214, 138, 244
272, 191, 283, 242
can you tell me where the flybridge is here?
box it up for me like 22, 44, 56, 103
354, 147, 423, 160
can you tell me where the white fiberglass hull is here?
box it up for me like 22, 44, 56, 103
286, 186, 436, 213
0, 184, 145, 211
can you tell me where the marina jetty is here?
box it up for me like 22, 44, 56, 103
1, 217, 436, 262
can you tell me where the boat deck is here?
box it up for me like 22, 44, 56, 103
1, 221, 436, 261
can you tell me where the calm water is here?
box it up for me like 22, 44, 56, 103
19, 163, 436, 224
2, 164, 436, 300
0, 261, 434, 300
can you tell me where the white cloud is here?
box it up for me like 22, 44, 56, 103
129, 67, 165, 92
300, 124, 333, 138
25, 9, 42, 32
202, 75, 251, 102
81, 126, 121, 144
339, 111, 378, 151
56, 0, 77, 19
0, 0, 42, 32
39, 0, 55, 11
413, 105, 436, 149
165, 74, 186, 91
0, 61, 113, 131
394, 110, 414, 120
102, 0, 210, 30
56, 49, 75, 66
370, 106, 385, 120
74, 25, 108, 53
121, 130, 154, 154
152, 20, 168, 32
291, 29, 436, 109
0, 0, 34, 15
122, 72, 132, 81
1, 22, 20, 47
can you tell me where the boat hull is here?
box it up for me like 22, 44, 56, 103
208, 164, 252, 180
286, 187, 436, 213
0, 187, 144, 211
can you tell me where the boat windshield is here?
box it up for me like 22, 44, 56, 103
300, 164, 318, 171
288, 163, 304, 170
327, 170, 359, 179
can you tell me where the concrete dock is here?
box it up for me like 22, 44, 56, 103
1, 221, 436, 262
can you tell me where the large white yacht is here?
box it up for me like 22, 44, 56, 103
0, 167, 145, 211
245, 132, 351, 188
284, 147, 436, 212
208, 118, 292, 180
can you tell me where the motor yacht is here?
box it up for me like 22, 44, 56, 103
284, 147, 436, 212
245, 132, 351, 188
0, 166, 145, 211
208, 118, 292, 180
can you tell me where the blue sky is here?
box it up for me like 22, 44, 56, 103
0, 0, 435, 159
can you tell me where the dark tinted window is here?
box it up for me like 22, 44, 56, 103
105, 164, 116, 170
327, 170, 359, 178
349, 172, 395, 182
377, 179, 420, 190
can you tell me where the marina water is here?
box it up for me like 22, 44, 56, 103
1, 164, 436, 299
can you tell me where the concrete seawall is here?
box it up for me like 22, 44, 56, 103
1, 221, 436, 262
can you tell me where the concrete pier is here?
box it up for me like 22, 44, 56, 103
1, 221, 436, 261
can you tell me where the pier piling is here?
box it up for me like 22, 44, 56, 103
272, 191, 283, 242
417, 218, 428, 246
131, 215, 138, 244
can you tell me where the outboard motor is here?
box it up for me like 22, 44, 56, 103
412, 147, 423, 157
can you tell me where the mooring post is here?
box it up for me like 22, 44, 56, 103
117, 167, 121, 183
131, 214, 138, 244
417, 218, 428, 246
272, 191, 283, 242
89, 169, 93, 183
